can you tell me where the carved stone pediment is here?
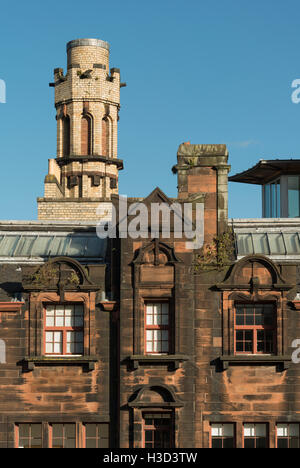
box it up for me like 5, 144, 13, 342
217, 254, 293, 291
133, 239, 181, 266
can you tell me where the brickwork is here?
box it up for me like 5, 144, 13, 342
37, 199, 113, 221
0, 260, 112, 448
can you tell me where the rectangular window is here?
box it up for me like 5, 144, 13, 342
49, 423, 76, 448
211, 423, 235, 448
44, 304, 84, 355
145, 302, 170, 354
264, 179, 281, 218
243, 423, 268, 448
276, 424, 300, 448
15, 423, 42, 448
235, 304, 276, 354
83, 423, 109, 448
143, 413, 173, 448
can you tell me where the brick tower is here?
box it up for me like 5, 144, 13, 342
38, 38, 124, 220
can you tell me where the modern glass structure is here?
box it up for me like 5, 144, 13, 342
229, 160, 300, 218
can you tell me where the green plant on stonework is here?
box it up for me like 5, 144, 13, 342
68, 271, 80, 286
30, 264, 59, 284
195, 228, 235, 271
186, 157, 196, 167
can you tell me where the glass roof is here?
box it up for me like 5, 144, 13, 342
0, 234, 107, 259
236, 232, 300, 256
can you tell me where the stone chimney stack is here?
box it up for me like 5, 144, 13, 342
173, 143, 230, 242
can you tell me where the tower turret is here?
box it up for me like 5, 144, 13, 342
38, 38, 124, 220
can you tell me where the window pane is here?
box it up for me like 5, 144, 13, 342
86, 439, 97, 448
277, 438, 288, 449
99, 436, 109, 448
244, 424, 254, 437
65, 424, 75, 438
283, 233, 300, 254
252, 234, 269, 254
212, 439, 223, 448
289, 424, 299, 437
268, 233, 285, 254
31, 438, 42, 448
277, 424, 287, 437
99, 424, 109, 438
86, 424, 96, 438
223, 424, 234, 437
236, 307, 244, 325
288, 176, 300, 217
52, 440, 64, 448
64, 305, 73, 316
52, 424, 63, 438
74, 316, 83, 327
45, 331, 53, 342
223, 438, 234, 448
19, 424, 30, 437
254, 306, 263, 325
76, 331, 83, 342
65, 315, 72, 327
236, 234, 253, 255
245, 307, 254, 325
55, 316, 64, 327
264, 184, 270, 217
290, 438, 300, 448
19, 438, 29, 448
276, 181, 281, 217
67, 331, 74, 342
146, 341, 153, 352
54, 342, 62, 353
271, 182, 276, 218
75, 342, 83, 354
161, 341, 169, 352
65, 439, 76, 448
211, 424, 222, 437
31, 424, 42, 438
256, 437, 267, 448
255, 424, 266, 437
46, 316, 54, 327
153, 340, 160, 352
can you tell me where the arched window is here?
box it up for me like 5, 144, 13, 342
102, 117, 109, 156
81, 115, 92, 155
62, 116, 70, 156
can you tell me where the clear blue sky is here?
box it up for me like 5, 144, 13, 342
1, 0, 300, 220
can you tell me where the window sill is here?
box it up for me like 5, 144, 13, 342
128, 354, 189, 371
220, 355, 291, 371
23, 356, 98, 371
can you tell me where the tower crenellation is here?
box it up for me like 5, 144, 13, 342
38, 38, 124, 220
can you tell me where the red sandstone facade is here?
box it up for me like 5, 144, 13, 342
0, 38, 300, 449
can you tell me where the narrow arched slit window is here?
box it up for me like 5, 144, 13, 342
102, 117, 109, 156
62, 115, 70, 157
81, 115, 92, 155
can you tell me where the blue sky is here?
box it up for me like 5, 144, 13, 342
1, 0, 300, 219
